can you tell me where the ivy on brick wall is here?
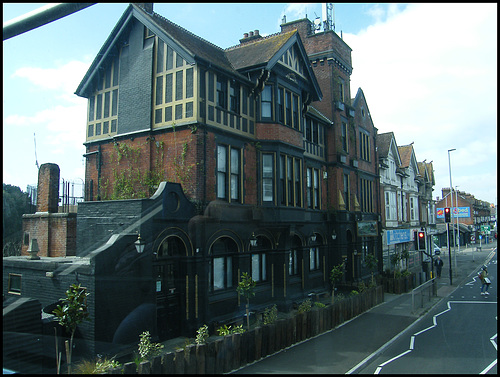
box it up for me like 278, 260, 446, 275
100, 125, 196, 201
100, 140, 166, 200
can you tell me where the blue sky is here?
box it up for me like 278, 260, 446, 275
3, 3, 497, 205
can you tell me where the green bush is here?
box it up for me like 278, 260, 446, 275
335, 293, 345, 301
263, 304, 278, 325
298, 299, 312, 313
138, 331, 164, 360
217, 324, 245, 336
349, 290, 359, 296
73, 358, 121, 374
195, 324, 209, 345
358, 281, 367, 293
314, 302, 326, 308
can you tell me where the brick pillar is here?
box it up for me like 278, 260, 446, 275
37, 163, 60, 213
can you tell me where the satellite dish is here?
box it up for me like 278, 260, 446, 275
313, 17, 321, 31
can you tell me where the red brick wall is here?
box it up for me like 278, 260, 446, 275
84, 128, 207, 201
255, 122, 303, 148
21, 213, 76, 257
37, 163, 60, 213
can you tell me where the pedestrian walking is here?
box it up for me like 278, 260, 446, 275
478, 266, 491, 296
434, 256, 444, 278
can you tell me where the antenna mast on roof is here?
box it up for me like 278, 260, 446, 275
322, 3, 335, 32
34, 132, 39, 170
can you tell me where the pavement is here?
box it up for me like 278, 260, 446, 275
231, 240, 497, 374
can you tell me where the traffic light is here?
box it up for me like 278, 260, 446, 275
444, 207, 451, 223
417, 231, 425, 250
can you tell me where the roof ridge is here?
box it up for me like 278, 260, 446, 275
151, 11, 225, 52
225, 29, 296, 51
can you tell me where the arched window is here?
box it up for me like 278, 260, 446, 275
209, 237, 238, 291
158, 236, 186, 258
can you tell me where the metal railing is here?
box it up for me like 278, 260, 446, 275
411, 278, 437, 312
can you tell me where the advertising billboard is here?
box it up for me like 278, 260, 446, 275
436, 207, 470, 218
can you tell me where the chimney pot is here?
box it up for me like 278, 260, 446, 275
254, 30, 259, 35
249, 31, 254, 37
243, 32, 249, 38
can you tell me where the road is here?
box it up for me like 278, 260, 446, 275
231, 246, 497, 374
358, 251, 497, 374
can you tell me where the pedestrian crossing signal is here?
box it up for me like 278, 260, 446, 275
444, 207, 451, 223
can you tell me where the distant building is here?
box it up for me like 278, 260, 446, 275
377, 133, 435, 272
435, 189, 491, 246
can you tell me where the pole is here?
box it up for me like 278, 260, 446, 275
448, 149, 456, 279
455, 187, 459, 260
447, 223, 452, 285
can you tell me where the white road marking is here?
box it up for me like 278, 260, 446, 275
374, 300, 498, 374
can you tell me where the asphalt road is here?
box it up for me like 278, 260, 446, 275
358, 251, 497, 374
231, 245, 497, 374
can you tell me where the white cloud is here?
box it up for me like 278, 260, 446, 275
12, 60, 90, 95
345, 3, 497, 203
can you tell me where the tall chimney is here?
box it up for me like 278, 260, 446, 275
36, 163, 60, 213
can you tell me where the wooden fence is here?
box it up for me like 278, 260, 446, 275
108, 286, 384, 374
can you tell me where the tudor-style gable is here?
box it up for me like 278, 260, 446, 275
226, 30, 322, 104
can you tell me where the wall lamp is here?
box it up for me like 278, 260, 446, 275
331, 231, 337, 240
135, 233, 146, 254
249, 233, 258, 248
310, 233, 317, 242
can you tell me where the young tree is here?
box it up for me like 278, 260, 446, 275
364, 253, 379, 286
329, 263, 345, 304
390, 252, 402, 279
236, 272, 256, 330
52, 283, 90, 374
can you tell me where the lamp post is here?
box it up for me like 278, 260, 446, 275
455, 186, 460, 256
448, 148, 456, 283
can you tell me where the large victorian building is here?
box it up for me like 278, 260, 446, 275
5, 3, 384, 355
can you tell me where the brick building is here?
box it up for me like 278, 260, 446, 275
435, 188, 491, 246
4, 3, 384, 355
21, 163, 77, 258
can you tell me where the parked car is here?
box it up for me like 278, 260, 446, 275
434, 244, 441, 255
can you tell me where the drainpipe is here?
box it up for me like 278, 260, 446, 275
82, 146, 101, 201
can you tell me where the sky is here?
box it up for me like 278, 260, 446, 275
3, 3, 497, 205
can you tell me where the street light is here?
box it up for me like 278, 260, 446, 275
455, 186, 460, 256
448, 148, 456, 284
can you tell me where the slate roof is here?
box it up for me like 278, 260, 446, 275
397, 145, 413, 168
145, 6, 244, 79
225, 30, 297, 71
376, 132, 395, 159
77, 4, 322, 103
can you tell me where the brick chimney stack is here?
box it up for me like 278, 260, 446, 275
36, 163, 60, 213
239, 29, 263, 45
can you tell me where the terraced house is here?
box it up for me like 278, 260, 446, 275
4, 3, 384, 355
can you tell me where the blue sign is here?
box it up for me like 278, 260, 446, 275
436, 207, 470, 218
387, 229, 411, 245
